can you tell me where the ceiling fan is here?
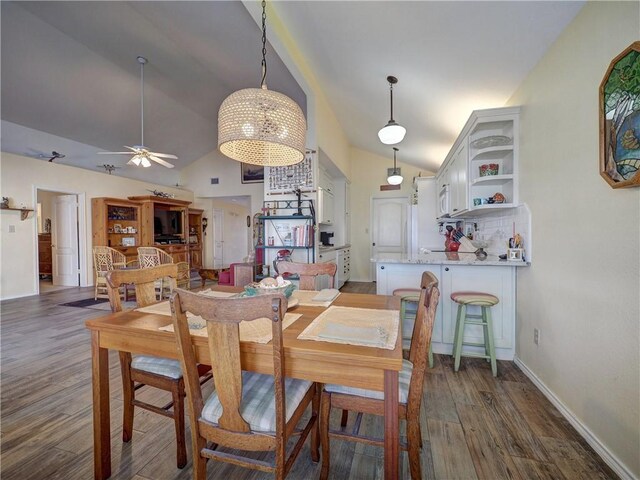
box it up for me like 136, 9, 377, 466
98, 56, 176, 168
38, 151, 66, 162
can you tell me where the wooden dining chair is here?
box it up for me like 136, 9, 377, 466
176, 261, 190, 290
106, 264, 212, 469
319, 271, 440, 480
138, 246, 174, 298
92, 246, 127, 300
170, 289, 320, 479
275, 261, 337, 290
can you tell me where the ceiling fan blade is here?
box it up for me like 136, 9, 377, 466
148, 152, 178, 160
97, 151, 133, 155
149, 155, 175, 168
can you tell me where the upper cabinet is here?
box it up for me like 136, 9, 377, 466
437, 106, 520, 217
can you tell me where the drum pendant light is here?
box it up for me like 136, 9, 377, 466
218, 0, 306, 166
378, 76, 406, 145
387, 147, 403, 185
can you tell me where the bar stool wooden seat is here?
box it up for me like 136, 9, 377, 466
450, 291, 499, 376
393, 288, 434, 368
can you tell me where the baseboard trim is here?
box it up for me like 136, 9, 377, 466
514, 357, 636, 480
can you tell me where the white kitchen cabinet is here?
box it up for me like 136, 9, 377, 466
437, 106, 519, 218
450, 142, 469, 215
317, 248, 337, 289
376, 261, 516, 360
318, 187, 334, 225
335, 247, 351, 288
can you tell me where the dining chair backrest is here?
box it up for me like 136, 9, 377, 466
93, 246, 126, 273
276, 261, 337, 290
106, 264, 178, 312
170, 289, 288, 437
406, 271, 440, 419
138, 247, 173, 269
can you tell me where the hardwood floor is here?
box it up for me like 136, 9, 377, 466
0, 283, 617, 479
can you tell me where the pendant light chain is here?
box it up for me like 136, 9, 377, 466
389, 81, 394, 123
393, 147, 398, 171
260, 0, 267, 89
140, 58, 145, 146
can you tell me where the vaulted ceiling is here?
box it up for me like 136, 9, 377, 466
1, 1, 583, 184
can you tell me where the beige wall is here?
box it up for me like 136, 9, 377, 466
0, 153, 191, 299
348, 146, 434, 281
507, 2, 639, 476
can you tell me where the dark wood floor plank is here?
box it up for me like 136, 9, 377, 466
428, 418, 479, 480
539, 437, 617, 480
479, 390, 550, 462
456, 403, 522, 480
424, 372, 460, 423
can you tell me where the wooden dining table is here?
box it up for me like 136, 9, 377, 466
86, 287, 403, 479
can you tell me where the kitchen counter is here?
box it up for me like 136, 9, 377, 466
319, 244, 350, 252
375, 252, 523, 360
372, 251, 529, 267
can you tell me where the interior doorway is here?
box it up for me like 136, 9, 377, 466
35, 188, 85, 293
370, 196, 410, 280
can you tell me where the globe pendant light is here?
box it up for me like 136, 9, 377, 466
218, 0, 306, 167
387, 147, 403, 185
378, 76, 406, 145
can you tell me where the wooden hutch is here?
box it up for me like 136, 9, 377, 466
92, 195, 204, 269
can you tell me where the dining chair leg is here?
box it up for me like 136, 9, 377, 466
118, 351, 134, 442
407, 418, 422, 480
172, 381, 187, 469
320, 391, 332, 480
193, 436, 208, 480
310, 384, 321, 462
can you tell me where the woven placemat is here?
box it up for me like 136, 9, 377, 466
297, 306, 399, 350
292, 289, 340, 307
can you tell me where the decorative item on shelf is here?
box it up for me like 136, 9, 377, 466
218, 0, 306, 167
387, 147, 403, 185
147, 189, 175, 198
492, 192, 506, 203
0, 197, 9, 209
473, 198, 482, 206
121, 237, 136, 247
470, 135, 512, 149
479, 163, 499, 177
378, 76, 406, 145
599, 41, 640, 188
98, 56, 177, 168
113, 224, 122, 233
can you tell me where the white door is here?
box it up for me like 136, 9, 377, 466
52, 194, 79, 286
213, 209, 224, 268
371, 197, 408, 280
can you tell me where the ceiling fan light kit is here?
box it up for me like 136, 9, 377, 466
378, 76, 406, 145
217, 0, 306, 167
98, 56, 177, 168
387, 147, 403, 185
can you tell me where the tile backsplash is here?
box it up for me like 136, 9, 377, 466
473, 204, 532, 261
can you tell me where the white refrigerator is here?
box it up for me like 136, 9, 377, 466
410, 177, 444, 254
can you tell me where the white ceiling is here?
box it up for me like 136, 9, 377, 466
1, 1, 584, 182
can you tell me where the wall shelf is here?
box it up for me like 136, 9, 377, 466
1, 207, 33, 220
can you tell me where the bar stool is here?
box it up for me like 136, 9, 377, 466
450, 291, 499, 376
393, 288, 434, 368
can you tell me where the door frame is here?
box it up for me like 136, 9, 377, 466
32, 187, 87, 293
369, 194, 411, 281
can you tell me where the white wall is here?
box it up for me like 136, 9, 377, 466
0, 153, 191, 299
211, 199, 251, 266
507, 2, 639, 477
348, 147, 435, 281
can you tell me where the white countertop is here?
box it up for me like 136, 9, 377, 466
372, 252, 529, 267
319, 244, 350, 252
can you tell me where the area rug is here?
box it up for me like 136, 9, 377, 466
60, 298, 109, 308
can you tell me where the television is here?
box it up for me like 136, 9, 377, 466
154, 209, 183, 236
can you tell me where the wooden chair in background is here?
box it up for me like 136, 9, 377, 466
92, 246, 127, 300
170, 289, 320, 479
275, 261, 337, 290
137, 246, 175, 299
176, 261, 190, 290
319, 271, 440, 480
106, 264, 212, 469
